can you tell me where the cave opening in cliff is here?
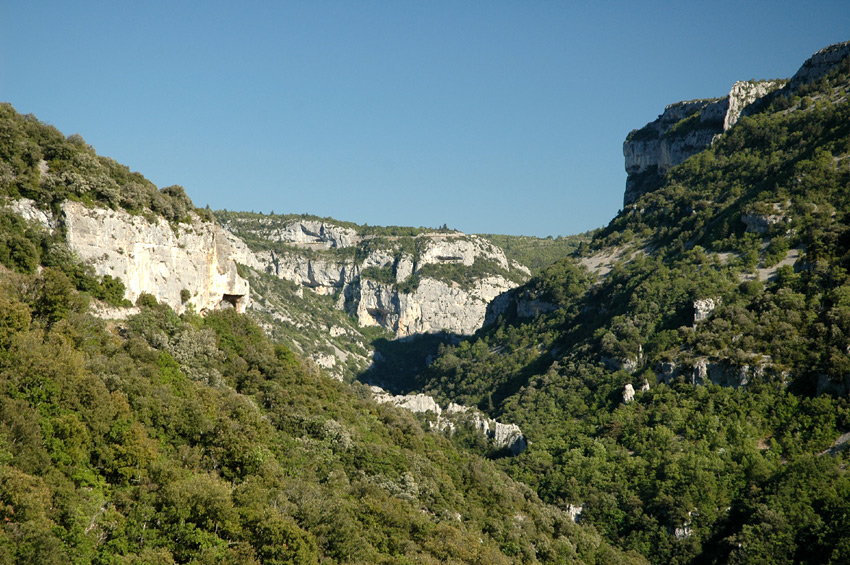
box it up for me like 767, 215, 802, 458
366, 307, 388, 325
220, 294, 245, 310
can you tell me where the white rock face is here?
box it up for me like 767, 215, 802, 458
371, 387, 442, 415
419, 234, 510, 271
724, 80, 780, 130
395, 254, 415, 282
623, 80, 781, 205
62, 201, 250, 313
232, 224, 525, 337
472, 412, 527, 455
370, 387, 527, 455
221, 217, 359, 249
355, 275, 516, 337
4, 198, 54, 229
623, 383, 636, 403
262, 250, 356, 295
693, 298, 719, 324
674, 525, 694, 540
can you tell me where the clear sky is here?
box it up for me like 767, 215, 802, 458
1, 2, 847, 237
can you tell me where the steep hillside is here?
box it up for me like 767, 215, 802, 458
0, 103, 250, 315
479, 231, 598, 276
413, 41, 850, 563
0, 105, 640, 563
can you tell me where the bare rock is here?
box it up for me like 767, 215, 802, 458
62, 201, 250, 313
623, 383, 636, 403
693, 298, 719, 324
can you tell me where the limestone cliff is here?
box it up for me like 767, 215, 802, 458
220, 214, 527, 337
354, 275, 516, 337
64, 202, 251, 313
788, 40, 850, 90
484, 285, 559, 326
231, 217, 360, 249
623, 80, 782, 205
7, 198, 251, 314
624, 41, 850, 206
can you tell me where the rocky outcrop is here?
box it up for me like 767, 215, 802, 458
484, 287, 559, 326
656, 358, 771, 389
789, 40, 850, 90
221, 216, 359, 249
741, 206, 791, 235
603, 356, 638, 374
370, 387, 527, 455
5, 197, 54, 229
419, 235, 510, 271
62, 201, 250, 313
623, 383, 636, 403
623, 80, 782, 205
693, 298, 719, 324
261, 249, 357, 296
624, 41, 850, 206
472, 412, 527, 455
354, 275, 516, 337
623, 381, 650, 404
4, 198, 252, 314
370, 388, 443, 415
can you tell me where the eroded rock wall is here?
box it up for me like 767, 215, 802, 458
355, 275, 516, 337
62, 201, 251, 313
231, 223, 526, 337
623, 80, 782, 205
370, 386, 527, 455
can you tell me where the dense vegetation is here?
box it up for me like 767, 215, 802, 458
4, 44, 850, 564
406, 51, 850, 563
0, 105, 641, 563
0, 103, 207, 223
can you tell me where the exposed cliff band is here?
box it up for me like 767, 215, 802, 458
220, 215, 529, 337
623, 39, 850, 207
623, 80, 783, 205
8, 198, 251, 314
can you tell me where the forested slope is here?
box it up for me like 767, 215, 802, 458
413, 43, 850, 564
0, 104, 641, 563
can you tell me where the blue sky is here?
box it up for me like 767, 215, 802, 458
1, 2, 846, 237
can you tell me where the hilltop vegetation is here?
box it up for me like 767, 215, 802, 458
0, 103, 206, 223
481, 231, 598, 276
